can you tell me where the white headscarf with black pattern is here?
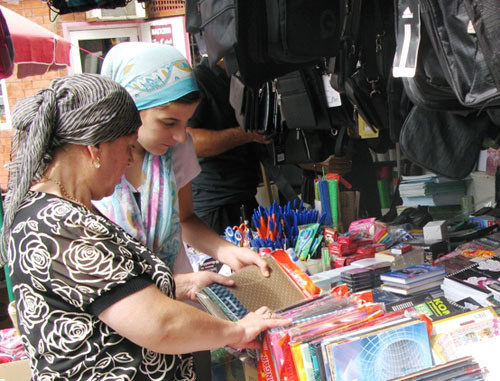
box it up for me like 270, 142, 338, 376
1, 73, 142, 264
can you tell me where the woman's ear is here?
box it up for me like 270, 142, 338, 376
87, 145, 100, 163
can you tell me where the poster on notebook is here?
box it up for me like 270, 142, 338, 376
326, 320, 433, 381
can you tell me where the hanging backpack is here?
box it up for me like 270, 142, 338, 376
196, 0, 342, 88
419, 0, 500, 109
47, 0, 127, 15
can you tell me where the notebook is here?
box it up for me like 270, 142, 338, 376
196, 255, 307, 320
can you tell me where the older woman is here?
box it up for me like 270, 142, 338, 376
2, 74, 288, 380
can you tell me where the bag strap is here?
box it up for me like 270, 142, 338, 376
332, 0, 363, 93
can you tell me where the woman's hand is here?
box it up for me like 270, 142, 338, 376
174, 271, 235, 301
229, 306, 292, 349
218, 246, 270, 277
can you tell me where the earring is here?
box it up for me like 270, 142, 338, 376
93, 159, 101, 169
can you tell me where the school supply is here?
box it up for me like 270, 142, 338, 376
375, 247, 426, 271
380, 263, 446, 285
391, 243, 412, 255
324, 319, 433, 381
382, 279, 444, 296
388, 356, 485, 381
196, 254, 310, 321
441, 256, 500, 306
429, 306, 499, 364
250, 200, 322, 250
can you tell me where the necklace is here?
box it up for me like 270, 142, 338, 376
42, 176, 88, 209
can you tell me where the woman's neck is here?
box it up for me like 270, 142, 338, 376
125, 143, 147, 189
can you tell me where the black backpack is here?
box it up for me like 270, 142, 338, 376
194, 0, 342, 88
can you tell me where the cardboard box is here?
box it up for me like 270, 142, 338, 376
423, 220, 448, 241
0, 359, 31, 381
340, 191, 360, 233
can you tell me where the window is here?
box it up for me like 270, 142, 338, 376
65, 23, 142, 74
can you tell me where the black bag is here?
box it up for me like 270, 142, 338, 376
198, 0, 299, 87
277, 65, 352, 132
48, 0, 127, 15
464, 0, 500, 92
265, 0, 341, 64
268, 127, 338, 165
332, 0, 396, 132
198, 0, 342, 88
418, 0, 500, 109
402, 22, 466, 112
400, 106, 492, 179
185, 0, 202, 34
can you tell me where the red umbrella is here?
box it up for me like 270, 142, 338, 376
0, 5, 71, 78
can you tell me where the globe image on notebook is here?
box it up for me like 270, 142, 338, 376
328, 320, 433, 380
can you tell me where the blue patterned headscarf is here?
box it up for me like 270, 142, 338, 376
101, 42, 198, 110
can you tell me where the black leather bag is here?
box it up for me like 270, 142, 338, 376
402, 21, 466, 112
400, 106, 492, 179
419, 0, 500, 109
265, 0, 341, 64
332, 0, 396, 133
48, 0, 127, 15
269, 127, 337, 165
198, 0, 300, 88
185, 0, 202, 34
464, 0, 500, 92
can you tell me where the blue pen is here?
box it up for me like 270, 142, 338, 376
318, 212, 326, 225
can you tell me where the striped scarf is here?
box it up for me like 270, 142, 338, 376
1, 73, 142, 264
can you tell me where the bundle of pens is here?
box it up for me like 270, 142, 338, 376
315, 172, 352, 229
250, 200, 325, 250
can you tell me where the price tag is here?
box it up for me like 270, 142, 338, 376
322, 74, 342, 107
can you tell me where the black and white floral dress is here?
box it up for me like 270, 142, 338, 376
8, 191, 196, 380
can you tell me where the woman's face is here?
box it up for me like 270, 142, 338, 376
137, 101, 199, 155
97, 133, 138, 198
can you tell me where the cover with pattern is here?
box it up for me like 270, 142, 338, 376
197, 255, 307, 320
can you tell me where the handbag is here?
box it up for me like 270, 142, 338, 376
265, 0, 340, 64
198, 0, 342, 88
332, 0, 396, 133
400, 106, 492, 179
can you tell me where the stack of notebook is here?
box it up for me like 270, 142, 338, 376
399, 174, 466, 207
380, 263, 446, 295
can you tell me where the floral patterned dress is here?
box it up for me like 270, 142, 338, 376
7, 191, 195, 380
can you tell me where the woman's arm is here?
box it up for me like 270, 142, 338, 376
178, 183, 269, 276
98, 284, 289, 354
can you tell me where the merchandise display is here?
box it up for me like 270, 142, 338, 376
6, 0, 500, 379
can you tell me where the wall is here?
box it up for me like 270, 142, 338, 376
0, 0, 86, 188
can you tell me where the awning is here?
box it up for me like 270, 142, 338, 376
0, 5, 72, 78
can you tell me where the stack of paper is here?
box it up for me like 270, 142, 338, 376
399, 174, 466, 206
